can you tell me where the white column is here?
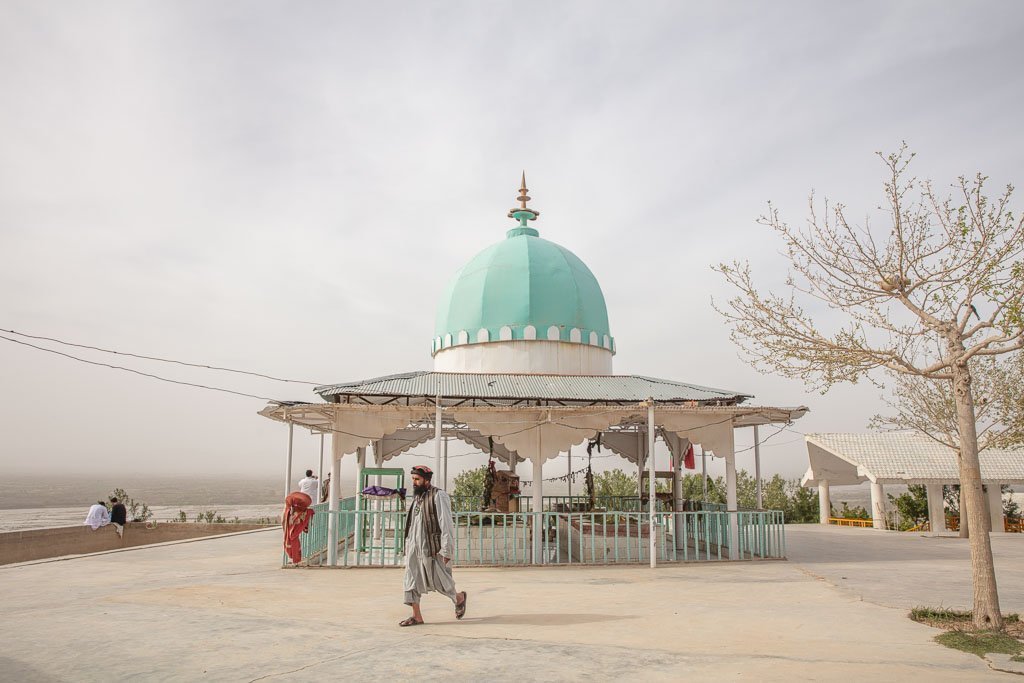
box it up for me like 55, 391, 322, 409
354, 446, 366, 550
673, 441, 683, 550
317, 433, 325, 489
434, 397, 443, 475
818, 480, 831, 525
373, 441, 384, 542
567, 447, 572, 503
725, 433, 738, 560
442, 437, 449, 490
647, 402, 656, 568
988, 483, 1005, 533
870, 481, 886, 529
753, 425, 763, 510
327, 430, 343, 566
636, 428, 644, 506
355, 447, 366, 492
508, 457, 519, 512
701, 445, 708, 502
284, 421, 294, 497
532, 456, 544, 563
926, 483, 946, 533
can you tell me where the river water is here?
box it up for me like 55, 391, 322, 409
0, 505, 285, 532
0, 474, 358, 533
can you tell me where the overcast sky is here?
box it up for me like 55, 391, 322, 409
2, 1, 1023, 484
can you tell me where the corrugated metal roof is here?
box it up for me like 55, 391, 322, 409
314, 371, 753, 404
806, 432, 1024, 483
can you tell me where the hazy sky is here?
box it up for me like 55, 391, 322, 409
2, 1, 1023, 483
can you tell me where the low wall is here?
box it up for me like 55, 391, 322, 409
0, 522, 275, 565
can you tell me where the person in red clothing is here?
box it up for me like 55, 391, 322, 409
282, 492, 315, 563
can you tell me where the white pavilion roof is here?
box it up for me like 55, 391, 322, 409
802, 432, 1024, 486
314, 371, 753, 405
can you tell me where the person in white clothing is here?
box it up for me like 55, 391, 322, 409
297, 469, 319, 503
83, 501, 110, 530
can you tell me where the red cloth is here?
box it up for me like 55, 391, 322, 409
684, 444, 695, 470
283, 492, 314, 563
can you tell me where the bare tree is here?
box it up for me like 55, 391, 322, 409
871, 354, 1024, 453
871, 354, 1023, 537
713, 146, 1024, 629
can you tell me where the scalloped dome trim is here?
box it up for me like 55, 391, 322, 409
432, 325, 615, 356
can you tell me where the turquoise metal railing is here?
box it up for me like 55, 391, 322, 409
304, 507, 786, 566
546, 510, 679, 563
357, 494, 405, 553
297, 502, 328, 562
295, 497, 356, 565
291, 490, 785, 566
453, 512, 534, 565
339, 509, 406, 566
736, 510, 786, 559
451, 494, 681, 513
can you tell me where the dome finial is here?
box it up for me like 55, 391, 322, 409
508, 171, 540, 225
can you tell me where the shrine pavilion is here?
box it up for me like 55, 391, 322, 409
260, 176, 807, 567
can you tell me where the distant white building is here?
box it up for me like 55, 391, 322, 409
802, 432, 1024, 532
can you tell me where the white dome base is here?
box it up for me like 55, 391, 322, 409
433, 340, 613, 374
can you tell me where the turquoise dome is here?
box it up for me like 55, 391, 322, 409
434, 223, 614, 352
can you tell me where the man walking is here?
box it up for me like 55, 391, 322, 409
399, 465, 466, 626
297, 469, 319, 503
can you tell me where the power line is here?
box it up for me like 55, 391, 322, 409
735, 424, 789, 453
1, 329, 798, 454
0, 334, 675, 445
0, 333, 283, 402
1, 327, 324, 385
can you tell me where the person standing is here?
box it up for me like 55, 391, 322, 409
320, 472, 331, 503
399, 465, 466, 626
83, 501, 110, 530
109, 497, 127, 538
297, 469, 319, 503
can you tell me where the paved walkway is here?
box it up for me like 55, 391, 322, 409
0, 525, 1020, 681
787, 524, 1024, 613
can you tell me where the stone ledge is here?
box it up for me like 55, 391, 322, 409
0, 522, 275, 565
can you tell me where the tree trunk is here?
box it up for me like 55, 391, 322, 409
980, 485, 992, 533
960, 495, 969, 538
950, 351, 1003, 629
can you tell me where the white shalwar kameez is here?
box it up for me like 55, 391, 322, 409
403, 489, 458, 605
83, 504, 110, 530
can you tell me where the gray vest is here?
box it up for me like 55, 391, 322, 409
404, 486, 442, 557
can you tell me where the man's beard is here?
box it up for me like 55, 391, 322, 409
413, 482, 430, 495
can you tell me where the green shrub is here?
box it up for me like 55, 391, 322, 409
107, 488, 154, 522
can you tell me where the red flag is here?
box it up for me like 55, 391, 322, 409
684, 444, 695, 470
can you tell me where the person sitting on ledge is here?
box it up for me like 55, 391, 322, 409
83, 501, 110, 530
109, 497, 127, 538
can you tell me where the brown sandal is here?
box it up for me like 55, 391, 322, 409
455, 592, 467, 620
399, 616, 424, 627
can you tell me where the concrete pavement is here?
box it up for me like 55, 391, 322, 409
0, 525, 1020, 681
787, 524, 1024, 612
